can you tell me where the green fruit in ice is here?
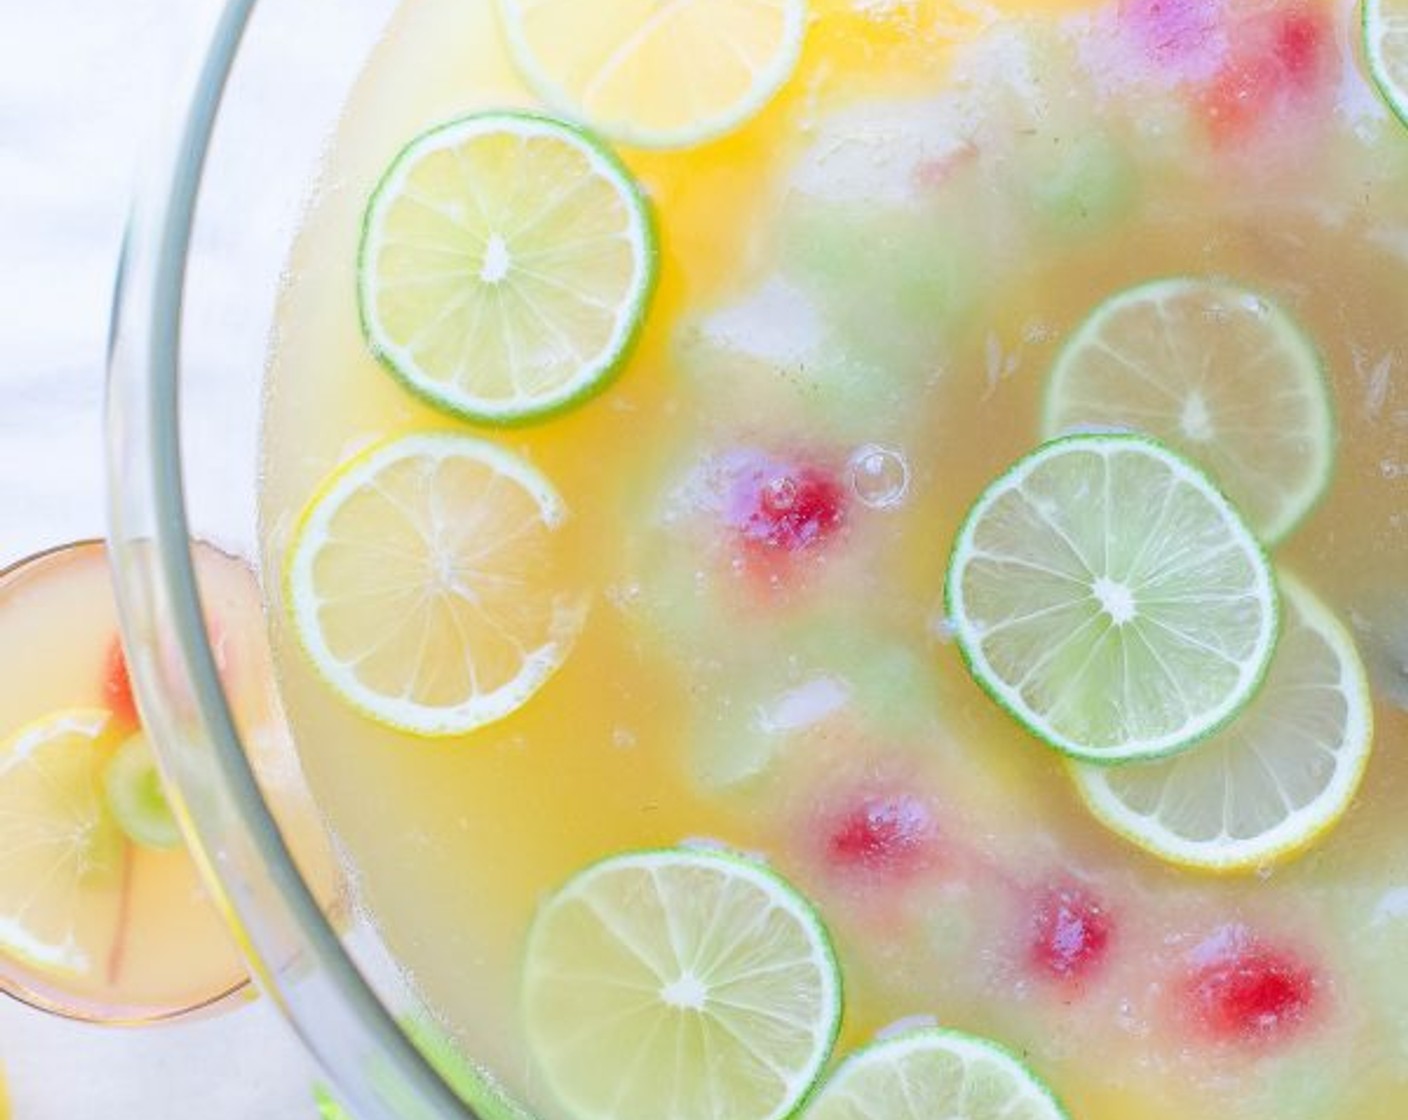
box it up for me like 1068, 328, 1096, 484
778, 200, 979, 375
690, 620, 942, 790
102, 732, 182, 851
676, 277, 904, 442
1027, 130, 1138, 234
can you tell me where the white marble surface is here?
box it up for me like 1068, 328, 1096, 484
0, 0, 320, 1114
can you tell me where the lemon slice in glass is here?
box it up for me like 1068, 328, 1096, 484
1071, 572, 1372, 872
801, 1028, 1069, 1120
1042, 277, 1333, 544
359, 111, 657, 425
945, 434, 1279, 764
0, 709, 123, 977
497, 0, 808, 149
285, 432, 586, 736
1366, 0, 1408, 129
522, 847, 841, 1120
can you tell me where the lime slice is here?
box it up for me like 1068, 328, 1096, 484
497, 0, 807, 148
522, 847, 841, 1120
1042, 277, 1333, 544
801, 1028, 1069, 1120
102, 732, 182, 851
1366, 0, 1408, 129
359, 112, 657, 425
945, 434, 1279, 764
0, 709, 123, 976
285, 432, 586, 737
1070, 572, 1372, 871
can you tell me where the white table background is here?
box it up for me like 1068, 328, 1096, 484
0, 1, 321, 1115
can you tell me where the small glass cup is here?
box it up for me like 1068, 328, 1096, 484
106, 0, 472, 1115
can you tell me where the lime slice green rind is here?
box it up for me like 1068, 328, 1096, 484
1069, 571, 1373, 872
522, 846, 842, 1120
1365, 0, 1408, 130
1041, 276, 1334, 545
358, 111, 658, 427
801, 1028, 1070, 1120
945, 433, 1280, 765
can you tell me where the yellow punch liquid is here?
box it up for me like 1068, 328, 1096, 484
262, 1, 1408, 1116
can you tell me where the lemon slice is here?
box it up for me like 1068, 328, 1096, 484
285, 432, 586, 736
0, 709, 123, 977
945, 434, 1279, 764
1042, 277, 1333, 544
359, 112, 657, 425
801, 1028, 1069, 1120
497, 0, 808, 149
1071, 572, 1372, 872
1366, 0, 1408, 129
522, 848, 841, 1120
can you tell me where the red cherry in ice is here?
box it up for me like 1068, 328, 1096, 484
1272, 8, 1327, 94
1203, 56, 1281, 141
728, 456, 847, 555
1027, 882, 1113, 983
824, 792, 939, 881
1200, 6, 1330, 143
103, 635, 140, 730
1183, 926, 1317, 1045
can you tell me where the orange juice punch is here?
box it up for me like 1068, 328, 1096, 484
261, 1, 1408, 1117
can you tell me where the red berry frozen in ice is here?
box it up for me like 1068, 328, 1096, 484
728, 455, 847, 554
823, 791, 939, 881
1200, 5, 1330, 143
1272, 8, 1327, 93
912, 141, 980, 192
1183, 925, 1318, 1045
103, 635, 140, 729
1028, 882, 1114, 982
1202, 56, 1281, 140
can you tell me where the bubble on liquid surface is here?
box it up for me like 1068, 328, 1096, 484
612, 726, 638, 750
929, 611, 956, 644
848, 445, 910, 508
